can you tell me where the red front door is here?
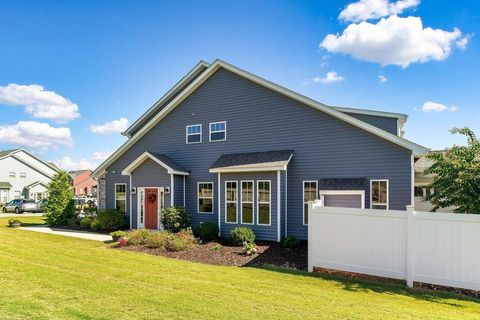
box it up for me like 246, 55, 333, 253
145, 188, 158, 229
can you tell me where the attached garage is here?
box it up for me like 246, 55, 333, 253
320, 190, 365, 209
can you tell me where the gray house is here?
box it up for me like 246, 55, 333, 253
93, 59, 428, 241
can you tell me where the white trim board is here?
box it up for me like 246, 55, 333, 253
94, 59, 428, 177
121, 151, 189, 176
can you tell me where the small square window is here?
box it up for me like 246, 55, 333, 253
186, 124, 202, 144
209, 121, 226, 142
20, 172, 26, 179
9, 172, 15, 178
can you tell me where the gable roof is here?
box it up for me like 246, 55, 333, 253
93, 59, 429, 177
69, 170, 92, 179
0, 148, 21, 159
121, 151, 189, 176
0, 148, 60, 174
25, 181, 49, 189
210, 150, 293, 173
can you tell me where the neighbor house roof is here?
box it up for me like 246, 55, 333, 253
0, 182, 12, 189
94, 59, 429, 177
25, 181, 49, 189
209, 150, 294, 173
0, 148, 21, 159
69, 170, 92, 179
122, 151, 189, 176
0, 148, 60, 176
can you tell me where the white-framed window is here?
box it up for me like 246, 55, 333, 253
198, 182, 213, 213
186, 124, 202, 144
9, 172, 15, 178
225, 181, 238, 223
303, 181, 318, 225
19, 172, 26, 179
209, 121, 226, 142
241, 181, 254, 225
370, 179, 389, 210
115, 183, 126, 213
257, 180, 271, 226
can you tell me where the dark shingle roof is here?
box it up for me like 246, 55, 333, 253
69, 170, 92, 179
149, 152, 189, 173
210, 150, 294, 169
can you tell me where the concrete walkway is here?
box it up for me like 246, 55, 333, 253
19, 225, 111, 242
1, 213, 44, 218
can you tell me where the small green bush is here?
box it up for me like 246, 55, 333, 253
230, 227, 255, 246
165, 228, 196, 252
194, 222, 219, 242
96, 209, 124, 231
242, 242, 257, 255
90, 218, 101, 231
211, 243, 222, 251
161, 206, 190, 232
145, 231, 169, 248
282, 235, 300, 248
80, 217, 93, 229
110, 230, 127, 242
126, 229, 152, 246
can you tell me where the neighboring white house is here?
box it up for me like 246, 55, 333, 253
414, 151, 454, 212
0, 148, 59, 204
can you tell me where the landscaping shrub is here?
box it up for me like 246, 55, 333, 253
44, 171, 75, 226
126, 229, 152, 246
80, 217, 93, 229
194, 222, 219, 242
161, 206, 190, 232
165, 228, 196, 252
282, 235, 300, 248
110, 230, 127, 242
242, 241, 257, 255
230, 227, 255, 246
145, 231, 169, 248
90, 218, 101, 231
96, 209, 124, 230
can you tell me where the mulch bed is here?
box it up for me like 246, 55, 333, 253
114, 240, 308, 270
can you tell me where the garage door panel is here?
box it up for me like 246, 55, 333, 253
324, 194, 362, 208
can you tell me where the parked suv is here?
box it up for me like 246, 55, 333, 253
2, 199, 38, 213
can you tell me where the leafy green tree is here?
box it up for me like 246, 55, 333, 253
44, 171, 76, 225
425, 127, 480, 213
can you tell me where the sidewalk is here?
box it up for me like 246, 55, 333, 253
19, 225, 111, 242
1, 213, 44, 218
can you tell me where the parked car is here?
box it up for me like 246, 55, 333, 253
2, 199, 38, 213
36, 198, 47, 213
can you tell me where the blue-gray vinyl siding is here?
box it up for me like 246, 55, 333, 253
174, 175, 185, 207
343, 112, 398, 135
104, 67, 412, 240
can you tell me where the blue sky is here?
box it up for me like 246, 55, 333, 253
0, 0, 478, 170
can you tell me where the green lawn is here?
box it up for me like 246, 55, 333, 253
0, 217, 478, 319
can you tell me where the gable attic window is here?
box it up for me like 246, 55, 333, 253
20, 172, 26, 179
9, 172, 15, 178
186, 124, 202, 144
209, 121, 226, 142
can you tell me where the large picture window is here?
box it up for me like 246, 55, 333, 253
186, 124, 202, 144
115, 184, 126, 213
303, 181, 318, 225
241, 181, 254, 224
198, 182, 213, 213
225, 181, 238, 223
257, 180, 271, 225
371, 180, 388, 209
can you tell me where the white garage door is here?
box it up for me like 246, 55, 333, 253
321, 191, 365, 208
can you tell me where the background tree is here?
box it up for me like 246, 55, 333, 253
44, 171, 76, 225
425, 127, 480, 213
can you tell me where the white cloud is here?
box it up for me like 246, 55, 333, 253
321, 15, 464, 68
0, 121, 73, 150
0, 84, 80, 123
53, 156, 95, 171
92, 150, 113, 161
339, 0, 420, 22
379, 75, 388, 82
456, 36, 469, 50
312, 71, 345, 84
420, 101, 458, 113
90, 118, 129, 134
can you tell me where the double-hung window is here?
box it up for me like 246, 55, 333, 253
209, 121, 226, 142
257, 180, 271, 225
241, 181, 254, 224
20, 172, 26, 179
115, 184, 126, 213
225, 181, 237, 223
303, 181, 318, 225
9, 172, 15, 178
198, 182, 213, 213
186, 124, 202, 144
371, 180, 388, 209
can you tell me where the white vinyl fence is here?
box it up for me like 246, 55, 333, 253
308, 203, 480, 291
